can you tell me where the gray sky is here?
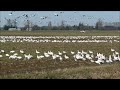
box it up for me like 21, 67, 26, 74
0, 11, 120, 27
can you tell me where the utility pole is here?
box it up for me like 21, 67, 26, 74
27, 20, 30, 31
25, 14, 30, 31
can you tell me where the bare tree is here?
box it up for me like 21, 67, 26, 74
95, 18, 103, 30
12, 19, 17, 28
48, 21, 52, 30
6, 19, 12, 27
24, 20, 32, 31
60, 20, 65, 30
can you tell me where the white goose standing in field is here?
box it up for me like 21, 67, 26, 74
63, 51, 66, 54
81, 54, 86, 61
77, 50, 81, 54
48, 51, 53, 55
74, 54, 84, 60
90, 53, 94, 58
13, 53, 18, 56
64, 55, 69, 60
20, 50, 24, 54
0, 50, 5, 53
96, 53, 101, 59
82, 50, 87, 54
9, 55, 17, 59
101, 54, 106, 60
71, 51, 75, 55
95, 60, 101, 64
5, 54, 9, 57
95, 56, 105, 64
52, 54, 58, 60
118, 55, 120, 61
37, 55, 44, 60
0, 55, 3, 58
58, 51, 62, 55
16, 56, 22, 60
115, 51, 119, 55
113, 54, 120, 61
111, 48, 115, 52
10, 50, 15, 53
36, 50, 40, 54
85, 53, 92, 60
109, 55, 113, 62
89, 50, 93, 54
106, 57, 110, 63
24, 54, 33, 60
106, 55, 113, 63
59, 56, 63, 61
44, 52, 50, 57
90, 59, 95, 62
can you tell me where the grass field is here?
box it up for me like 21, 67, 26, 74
0, 30, 120, 36
0, 30, 120, 79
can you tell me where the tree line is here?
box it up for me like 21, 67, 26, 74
1, 19, 120, 31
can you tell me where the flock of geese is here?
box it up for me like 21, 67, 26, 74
0, 35, 119, 43
0, 48, 120, 65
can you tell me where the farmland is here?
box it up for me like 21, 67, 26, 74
0, 30, 120, 79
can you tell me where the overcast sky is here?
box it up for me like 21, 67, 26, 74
0, 11, 120, 27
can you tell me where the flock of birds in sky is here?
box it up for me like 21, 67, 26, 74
1, 11, 108, 27
7, 11, 65, 24
0, 48, 120, 65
